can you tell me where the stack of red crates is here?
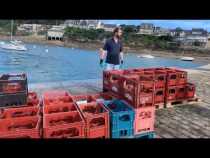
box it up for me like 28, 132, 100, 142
72, 94, 110, 138
165, 68, 196, 107
0, 92, 41, 138
103, 69, 156, 136
42, 90, 86, 138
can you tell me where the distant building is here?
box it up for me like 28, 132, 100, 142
171, 28, 208, 47
64, 20, 102, 29
101, 24, 117, 32
17, 24, 45, 34
137, 23, 154, 35
47, 25, 64, 41
153, 27, 170, 36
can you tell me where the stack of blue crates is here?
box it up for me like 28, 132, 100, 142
103, 99, 134, 138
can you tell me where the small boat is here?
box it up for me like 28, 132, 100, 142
138, 54, 155, 59
0, 43, 27, 51
181, 57, 194, 61
0, 20, 27, 51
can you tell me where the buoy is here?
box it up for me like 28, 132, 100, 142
33, 45, 36, 48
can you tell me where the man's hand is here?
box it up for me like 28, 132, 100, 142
100, 59, 104, 68
120, 60, 124, 69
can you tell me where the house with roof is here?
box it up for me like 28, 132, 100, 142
137, 23, 154, 35
101, 23, 117, 32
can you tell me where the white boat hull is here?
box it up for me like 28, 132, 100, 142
138, 54, 155, 59
181, 57, 194, 61
0, 43, 27, 51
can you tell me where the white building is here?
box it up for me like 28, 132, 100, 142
64, 20, 102, 29
102, 24, 117, 32
17, 24, 44, 34
47, 25, 65, 40
137, 23, 154, 35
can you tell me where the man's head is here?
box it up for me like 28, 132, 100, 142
113, 27, 123, 39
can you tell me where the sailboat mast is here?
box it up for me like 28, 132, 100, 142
11, 20, 13, 41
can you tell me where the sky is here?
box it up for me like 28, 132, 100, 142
101, 20, 210, 31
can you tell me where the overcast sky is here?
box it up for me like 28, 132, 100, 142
101, 20, 210, 31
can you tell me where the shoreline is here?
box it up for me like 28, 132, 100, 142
0, 35, 209, 64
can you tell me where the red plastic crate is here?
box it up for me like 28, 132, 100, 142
43, 111, 85, 129
91, 92, 116, 102
166, 69, 178, 86
121, 75, 155, 108
176, 70, 187, 85
103, 70, 124, 94
186, 83, 196, 99
0, 130, 40, 138
27, 92, 39, 106
43, 90, 73, 105
0, 106, 40, 119
43, 123, 85, 138
155, 70, 167, 88
77, 102, 110, 138
134, 106, 155, 135
72, 94, 96, 105
176, 85, 186, 100
0, 116, 41, 136
43, 102, 77, 114
165, 86, 177, 102
154, 88, 165, 104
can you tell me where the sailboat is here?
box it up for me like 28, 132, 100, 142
0, 20, 27, 51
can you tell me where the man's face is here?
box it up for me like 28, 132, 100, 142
116, 29, 123, 38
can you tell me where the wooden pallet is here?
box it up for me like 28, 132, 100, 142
155, 103, 165, 110
165, 97, 201, 108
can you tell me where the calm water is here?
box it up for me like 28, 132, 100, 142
0, 43, 204, 83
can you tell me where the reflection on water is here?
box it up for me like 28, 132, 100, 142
0, 43, 204, 84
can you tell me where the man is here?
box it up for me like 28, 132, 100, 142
99, 27, 124, 70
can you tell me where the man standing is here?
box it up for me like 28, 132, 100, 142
99, 27, 124, 70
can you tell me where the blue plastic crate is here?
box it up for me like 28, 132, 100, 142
112, 128, 133, 138
134, 131, 155, 139
103, 100, 134, 131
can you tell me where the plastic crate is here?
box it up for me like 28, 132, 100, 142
165, 86, 177, 102
134, 131, 155, 139
166, 69, 178, 86
91, 92, 116, 103
0, 116, 41, 136
154, 88, 165, 104
155, 70, 167, 88
0, 73, 28, 95
111, 128, 133, 138
176, 85, 186, 100
27, 92, 39, 106
176, 70, 187, 85
77, 102, 110, 138
43, 102, 77, 114
43, 90, 73, 105
0, 131, 40, 138
0, 92, 27, 108
121, 75, 155, 108
134, 106, 155, 135
103, 100, 134, 131
72, 94, 96, 106
0, 106, 40, 119
43, 111, 85, 129
103, 70, 125, 94
186, 83, 196, 99
43, 123, 85, 138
